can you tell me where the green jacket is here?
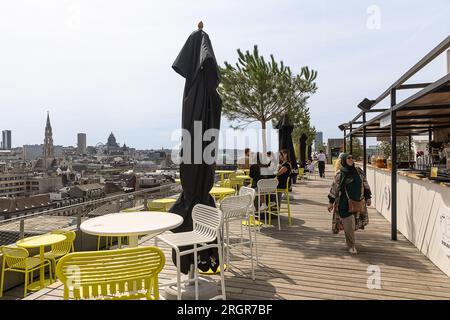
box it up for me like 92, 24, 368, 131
328, 167, 371, 234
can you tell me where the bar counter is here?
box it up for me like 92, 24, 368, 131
365, 164, 450, 277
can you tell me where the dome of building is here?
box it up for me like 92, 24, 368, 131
107, 132, 118, 147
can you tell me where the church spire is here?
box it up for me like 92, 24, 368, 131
46, 111, 51, 128
44, 111, 54, 161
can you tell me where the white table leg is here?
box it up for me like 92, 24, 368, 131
128, 236, 139, 247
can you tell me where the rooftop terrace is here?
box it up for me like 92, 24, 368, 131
2, 165, 450, 300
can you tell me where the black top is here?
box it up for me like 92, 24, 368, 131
338, 173, 362, 218
277, 162, 291, 189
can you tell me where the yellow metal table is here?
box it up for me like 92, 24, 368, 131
209, 187, 235, 201
236, 175, 252, 181
150, 198, 177, 212
16, 234, 66, 291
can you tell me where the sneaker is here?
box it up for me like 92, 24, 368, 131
348, 247, 358, 255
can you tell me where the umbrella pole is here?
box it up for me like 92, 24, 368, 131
189, 263, 195, 281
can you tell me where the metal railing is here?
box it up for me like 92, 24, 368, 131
0, 183, 180, 246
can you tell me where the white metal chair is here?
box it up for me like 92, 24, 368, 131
155, 204, 225, 300
220, 194, 256, 280
256, 178, 280, 230
239, 186, 259, 266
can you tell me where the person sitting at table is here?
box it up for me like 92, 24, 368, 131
276, 149, 292, 205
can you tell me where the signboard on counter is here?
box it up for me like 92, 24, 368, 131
439, 206, 450, 256
431, 167, 438, 178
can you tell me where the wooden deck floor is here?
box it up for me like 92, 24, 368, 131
4, 165, 450, 300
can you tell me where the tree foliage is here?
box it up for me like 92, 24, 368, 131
219, 45, 317, 151
346, 138, 363, 161
378, 138, 412, 161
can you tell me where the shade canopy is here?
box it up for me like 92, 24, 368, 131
299, 133, 308, 167
169, 27, 222, 274
307, 144, 313, 161
346, 74, 450, 138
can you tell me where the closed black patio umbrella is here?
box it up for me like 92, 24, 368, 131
299, 133, 307, 168
169, 23, 222, 274
307, 143, 313, 161
276, 114, 298, 185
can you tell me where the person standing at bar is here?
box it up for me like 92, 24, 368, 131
317, 150, 327, 178
327, 153, 371, 254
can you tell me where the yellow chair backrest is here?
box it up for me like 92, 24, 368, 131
0, 246, 29, 269
148, 202, 165, 212
51, 230, 76, 253
56, 246, 165, 300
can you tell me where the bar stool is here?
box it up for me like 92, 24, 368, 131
256, 179, 280, 230
239, 187, 259, 266
220, 194, 256, 280
155, 204, 226, 300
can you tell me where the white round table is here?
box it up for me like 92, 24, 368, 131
80, 212, 184, 247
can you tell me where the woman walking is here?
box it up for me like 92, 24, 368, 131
327, 153, 371, 254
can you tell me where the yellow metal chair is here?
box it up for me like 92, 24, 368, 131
56, 246, 165, 300
273, 176, 292, 227
36, 230, 76, 280
228, 173, 242, 192
1, 245, 53, 298
298, 168, 305, 180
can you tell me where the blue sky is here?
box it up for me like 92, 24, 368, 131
1, 0, 450, 150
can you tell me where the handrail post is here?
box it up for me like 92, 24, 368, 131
19, 220, 25, 239
143, 194, 148, 210
77, 207, 82, 229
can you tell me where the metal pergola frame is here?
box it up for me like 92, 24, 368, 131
338, 35, 450, 241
